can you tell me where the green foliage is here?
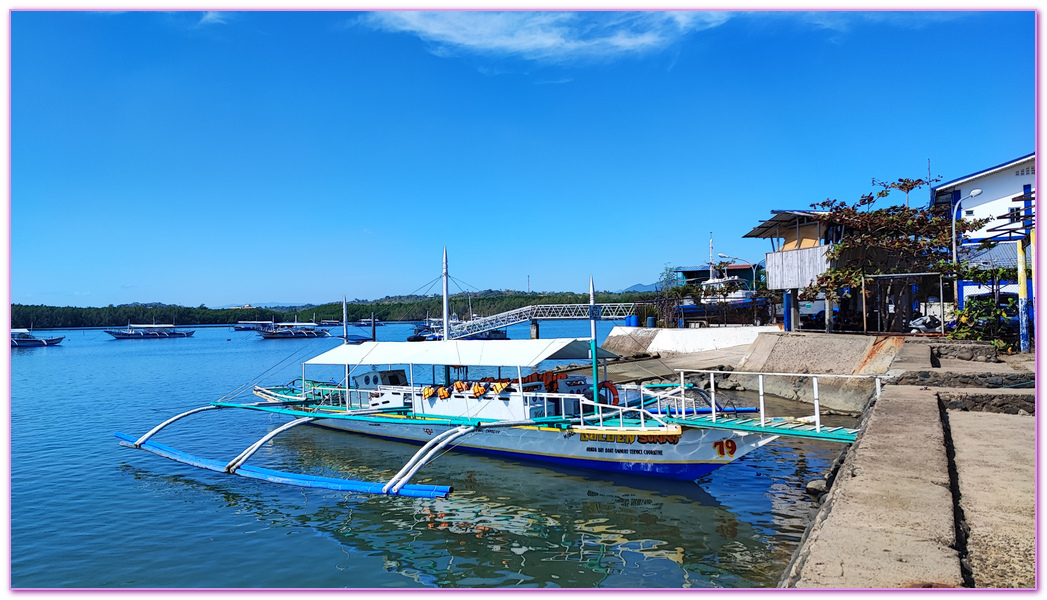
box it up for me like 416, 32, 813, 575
802, 176, 993, 334
948, 295, 1018, 352
12, 290, 650, 329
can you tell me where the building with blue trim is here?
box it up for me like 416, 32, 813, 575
929, 153, 1035, 310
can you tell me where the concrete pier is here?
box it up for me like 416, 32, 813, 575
588, 329, 1036, 588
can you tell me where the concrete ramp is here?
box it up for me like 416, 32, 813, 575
730, 332, 905, 413
602, 325, 780, 357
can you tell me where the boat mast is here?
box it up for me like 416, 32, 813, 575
590, 276, 599, 401
342, 295, 348, 343
342, 295, 350, 388
442, 247, 450, 341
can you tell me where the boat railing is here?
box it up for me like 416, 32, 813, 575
670, 369, 885, 432
577, 397, 671, 431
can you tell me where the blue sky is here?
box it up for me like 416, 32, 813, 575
9, 10, 1036, 308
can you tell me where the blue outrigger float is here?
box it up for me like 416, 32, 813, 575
116, 250, 860, 499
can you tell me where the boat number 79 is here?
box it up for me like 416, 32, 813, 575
713, 439, 737, 458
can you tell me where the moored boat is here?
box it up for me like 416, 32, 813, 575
104, 324, 195, 339
258, 321, 330, 339
11, 328, 64, 347
232, 321, 275, 331
247, 338, 778, 481
116, 249, 863, 502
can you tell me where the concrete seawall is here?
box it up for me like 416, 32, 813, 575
728, 332, 906, 413
602, 325, 781, 357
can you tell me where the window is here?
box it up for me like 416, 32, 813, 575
964, 209, 974, 217
1008, 207, 1022, 223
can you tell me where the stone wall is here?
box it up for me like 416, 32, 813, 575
939, 391, 1035, 415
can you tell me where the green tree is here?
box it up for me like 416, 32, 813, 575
803, 177, 989, 333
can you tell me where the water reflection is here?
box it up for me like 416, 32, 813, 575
116, 415, 844, 589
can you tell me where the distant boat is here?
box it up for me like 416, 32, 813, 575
699, 276, 756, 304
354, 317, 385, 327
105, 324, 195, 339
258, 321, 331, 339
233, 321, 274, 331
11, 328, 64, 347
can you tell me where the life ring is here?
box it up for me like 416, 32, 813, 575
598, 381, 620, 406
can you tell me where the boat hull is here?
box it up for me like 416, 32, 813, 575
308, 416, 777, 480
259, 331, 330, 339
105, 331, 195, 338
11, 336, 64, 347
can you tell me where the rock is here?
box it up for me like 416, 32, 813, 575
806, 479, 827, 496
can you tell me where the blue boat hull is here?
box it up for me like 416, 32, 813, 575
105, 331, 195, 339
11, 336, 64, 347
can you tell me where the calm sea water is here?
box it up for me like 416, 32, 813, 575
11, 321, 852, 589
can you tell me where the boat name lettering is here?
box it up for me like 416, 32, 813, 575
579, 432, 634, 444
637, 434, 680, 445
579, 432, 680, 445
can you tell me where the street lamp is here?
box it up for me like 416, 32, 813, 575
951, 188, 983, 305
718, 253, 757, 291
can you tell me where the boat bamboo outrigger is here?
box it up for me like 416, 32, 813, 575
116, 249, 855, 497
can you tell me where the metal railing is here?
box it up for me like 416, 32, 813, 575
447, 303, 635, 338
672, 369, 884, 433
576, 397, 670, 431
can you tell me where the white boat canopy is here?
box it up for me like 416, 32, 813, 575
304, 339, 617, 369
130, 324, 176, 328
11, 328, 29, 333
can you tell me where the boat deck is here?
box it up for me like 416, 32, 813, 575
666, 414, 858, 443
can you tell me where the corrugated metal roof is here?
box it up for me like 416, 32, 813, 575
742, 210, 828, 239
958, 241, 1032, 268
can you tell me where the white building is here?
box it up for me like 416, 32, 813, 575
929, 153, 1035, 308
930, 152, 1034, 243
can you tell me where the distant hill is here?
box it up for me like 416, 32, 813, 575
617, 283, 657, 293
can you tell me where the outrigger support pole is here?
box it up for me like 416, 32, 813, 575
225, 417, 317, 473
132, 405, 224, 448
384, 426, 475, 494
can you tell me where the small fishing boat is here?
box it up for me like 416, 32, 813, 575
11, 328, 64, 347
258, 321, 331, 339
232, 321, 275, 331
104, 323, 195, 339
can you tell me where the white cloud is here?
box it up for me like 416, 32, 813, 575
790, 10, 968, 33
198, 11, 229, 26
359, 11, 732, 62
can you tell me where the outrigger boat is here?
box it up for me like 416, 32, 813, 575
105, 323, 195, 339
116, 250, 855, 499
258, 320, 330, 339
11, 328, 64, 347
233, 320, 275, 331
